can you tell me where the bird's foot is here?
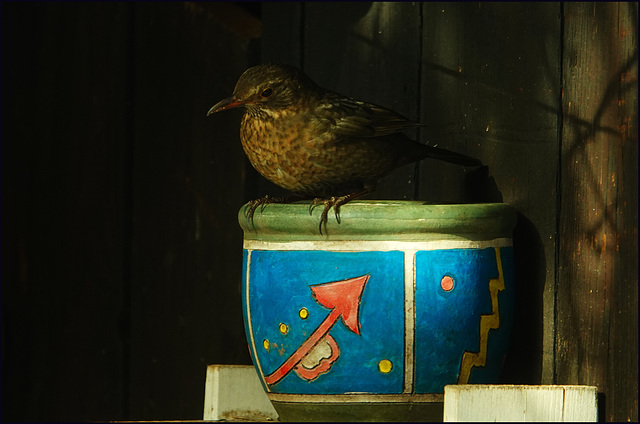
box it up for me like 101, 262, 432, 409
308, 196, 342, 234
309, 192, 365, 235
244, 195, 291, 228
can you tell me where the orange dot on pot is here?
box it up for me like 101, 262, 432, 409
441, 275, 454, 291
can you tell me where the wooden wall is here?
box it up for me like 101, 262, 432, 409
2, 2, 255, 420
2, 2, 637, 422
557, 3, 638, 421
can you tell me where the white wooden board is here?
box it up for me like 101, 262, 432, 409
203, 364, 278, 421
444, 385, 598, 422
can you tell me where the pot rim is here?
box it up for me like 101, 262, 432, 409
238, 200, 517, 242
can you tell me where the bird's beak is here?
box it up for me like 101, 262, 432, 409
206, 96, 245, 116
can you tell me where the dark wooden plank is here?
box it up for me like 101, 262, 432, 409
419, 2, 562, 384
128, 3, 253, 420
558, 2, 638, 421
419, 3, 472, 204
1, 3, 130, 421
260, 1, 303, 66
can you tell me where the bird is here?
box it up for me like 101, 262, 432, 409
207, 63, 481, 233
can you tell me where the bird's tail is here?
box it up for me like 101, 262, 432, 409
421, 144, 482, 167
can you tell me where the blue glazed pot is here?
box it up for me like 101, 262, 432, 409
239, 201, 517, 422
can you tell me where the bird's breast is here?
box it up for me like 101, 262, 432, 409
240, 112, 323, 191
239, 111, 397, 196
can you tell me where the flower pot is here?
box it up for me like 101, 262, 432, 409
239, 201, 516, 422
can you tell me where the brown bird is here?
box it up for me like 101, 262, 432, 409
207, 63, 481, 233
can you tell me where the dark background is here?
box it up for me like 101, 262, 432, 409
2, 2, 637, 422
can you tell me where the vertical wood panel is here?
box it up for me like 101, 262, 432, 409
260, 2, 303, 66
1, 3, 130, 421
129, 3, 253, 419
419, 3, 472, 204
558, 2, 638, 421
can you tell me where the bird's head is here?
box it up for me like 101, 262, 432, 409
207, 63, 321, 116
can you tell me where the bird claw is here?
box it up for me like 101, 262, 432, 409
243, 195, 289, 229
248, 192, 364, 235
309, 196, 349, 235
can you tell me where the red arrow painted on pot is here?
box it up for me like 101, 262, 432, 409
264, 274, 370, 385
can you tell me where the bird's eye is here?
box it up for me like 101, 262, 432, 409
260, 88, 273, 98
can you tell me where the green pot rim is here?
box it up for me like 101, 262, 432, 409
238, 200, 517, 242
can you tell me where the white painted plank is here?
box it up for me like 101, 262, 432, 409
563, 385, 599, 421
203, 364, 278, 421
444, 385, 598, 422
523, 386, 564, 421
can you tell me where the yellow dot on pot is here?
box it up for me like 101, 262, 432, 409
378, 359, 393, 374
279, 323, 289, 335
299, 307, 309, 319
263, 339, 269, 351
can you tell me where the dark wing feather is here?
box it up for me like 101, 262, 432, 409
311, 92, 423, 139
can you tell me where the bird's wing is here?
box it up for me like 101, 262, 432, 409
312, 93, 423, 139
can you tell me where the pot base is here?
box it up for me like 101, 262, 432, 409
268, 394, 444, 422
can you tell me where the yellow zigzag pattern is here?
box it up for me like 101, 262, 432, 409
457, 247, 504, 384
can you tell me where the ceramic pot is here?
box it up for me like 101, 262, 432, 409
239, 201, 516, 422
